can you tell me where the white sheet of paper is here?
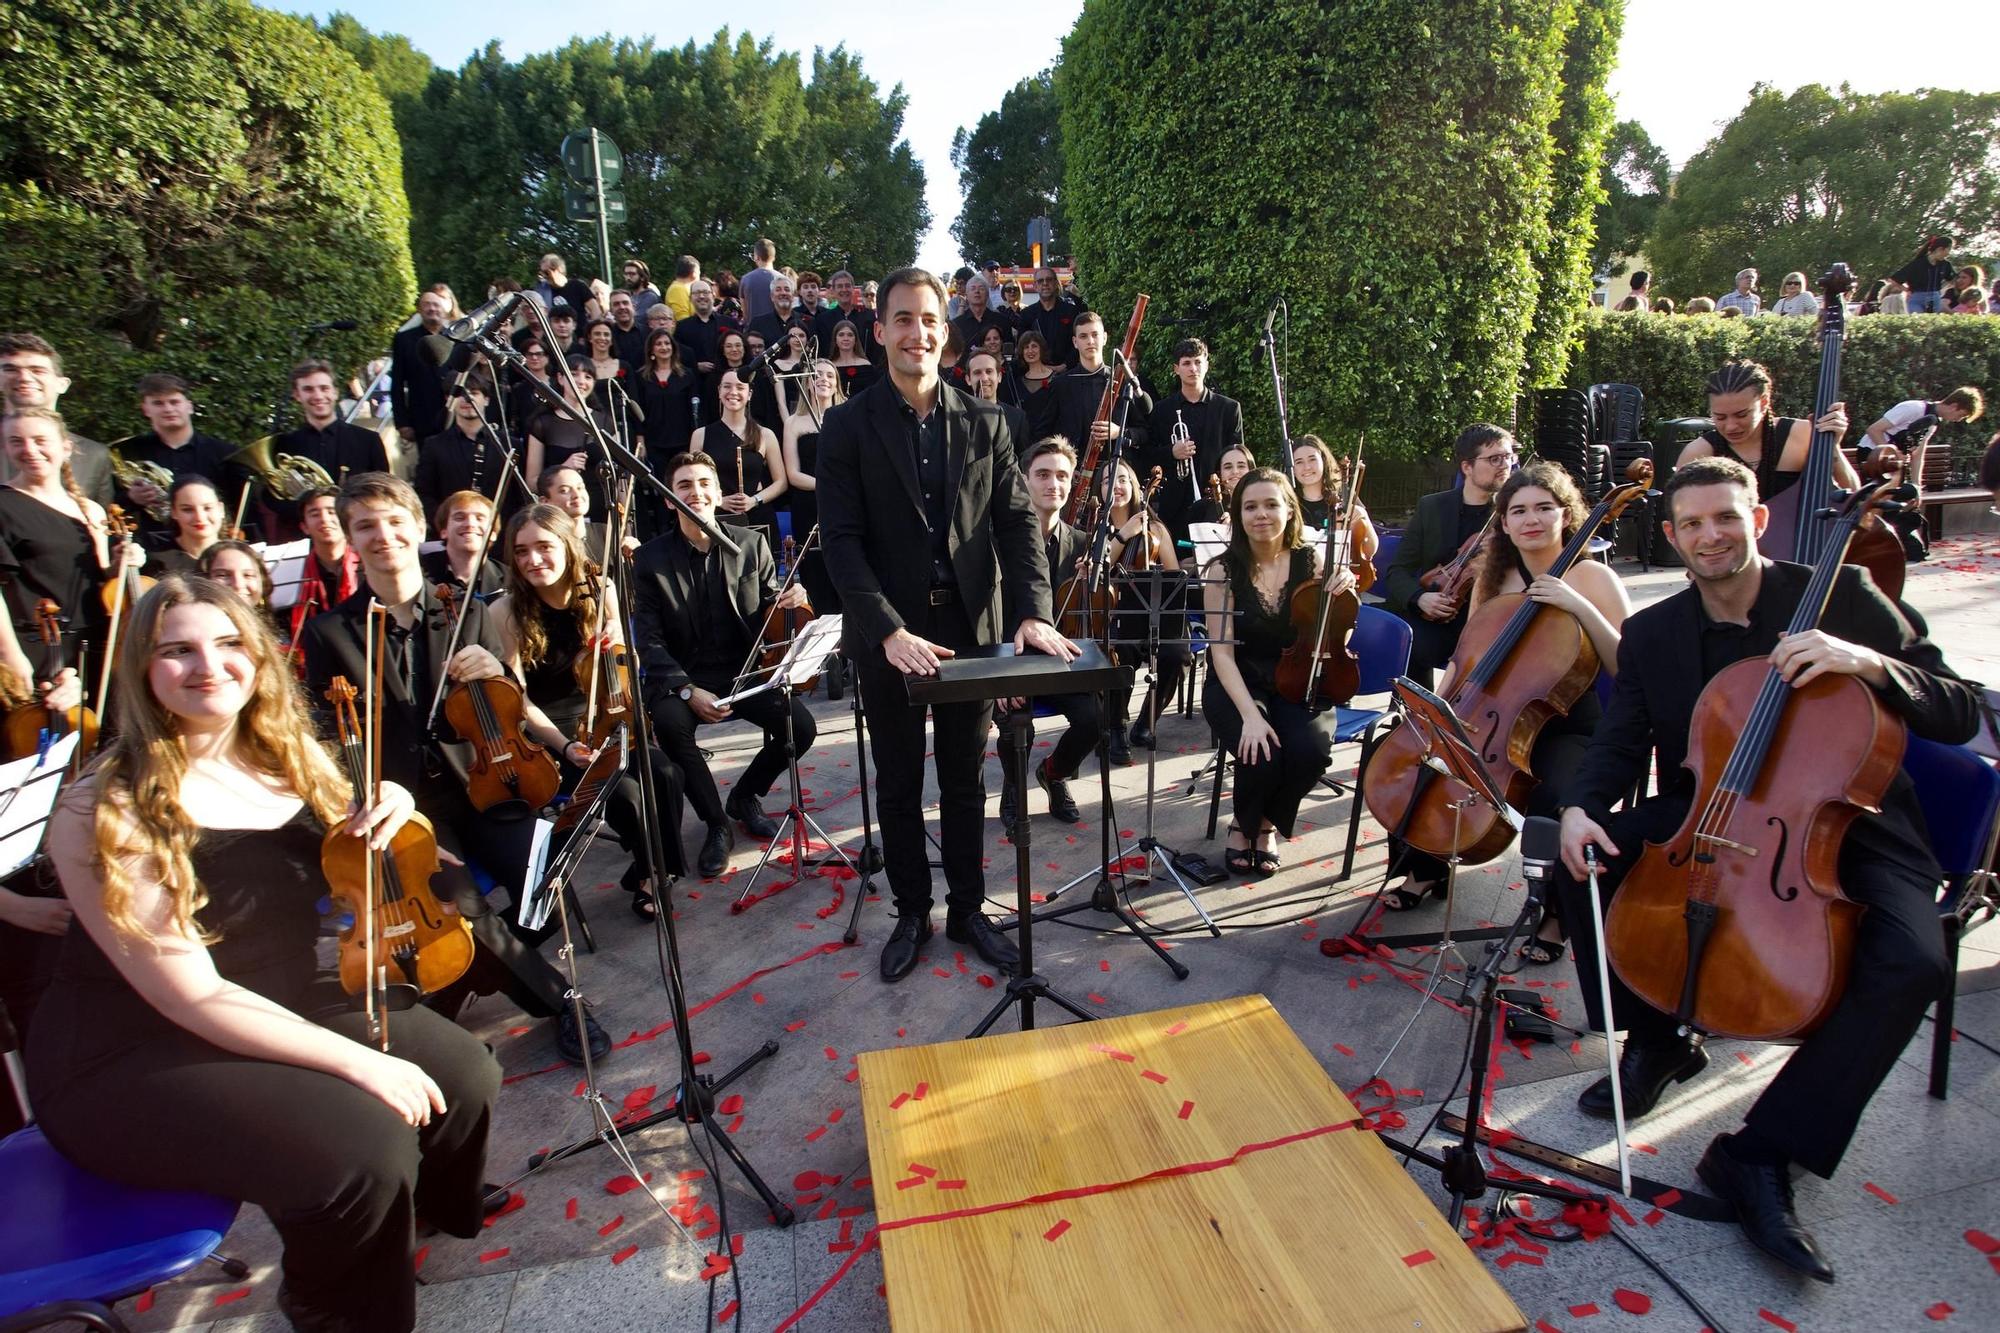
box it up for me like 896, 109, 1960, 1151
0, 732, 80, 876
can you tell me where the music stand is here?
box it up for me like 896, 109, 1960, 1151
254, 538, 312, 613
905, 643, 1131, 1036
0, 733, 78, 1121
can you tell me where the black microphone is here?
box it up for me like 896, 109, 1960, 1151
443, 291, 523, 343
730, 349, 770, 380
304, 319, 360, 333
1518, 815, 1562, 903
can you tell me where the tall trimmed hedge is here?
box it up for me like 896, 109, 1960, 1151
1572, 312, 2000, 476
1059, 1, 1612, 460
0, 0, 415, 443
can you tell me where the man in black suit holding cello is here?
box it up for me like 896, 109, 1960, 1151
817, 267, 1076, 983
1555, 456, 1979, 1283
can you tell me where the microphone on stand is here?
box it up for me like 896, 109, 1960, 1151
443, 291, 524, 343
1517, 815, 1562, 907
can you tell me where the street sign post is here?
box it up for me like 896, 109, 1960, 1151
559, 128, 625, 281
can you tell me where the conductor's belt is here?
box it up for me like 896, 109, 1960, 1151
927, 586, 959, 606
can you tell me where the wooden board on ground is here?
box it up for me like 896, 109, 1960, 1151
857, 994, 1524, 1332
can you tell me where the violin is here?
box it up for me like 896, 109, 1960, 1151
96, 505, 156, 626
435, 583, 562, 814
1204, 472, 1223, 512
573, 630, 638, 753
1419, 517, 1493, 602
1604, 470, 1915, 1040
1274, 448, 1369, 709
1365, 461, 1655, 863
321, 668, 471, 1041
1, 600, 99, 764
1063, 294, 1149, 524
744, 531, 820, 693
1757, 262, 1905, 601
1054, 518, 1119, 647
1115, 468, 1168, 571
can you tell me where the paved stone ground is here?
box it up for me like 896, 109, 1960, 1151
87, 526, 2000, 1331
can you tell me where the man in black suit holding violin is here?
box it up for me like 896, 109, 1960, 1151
629, 450, 814, 879
1555, 456, 1980, 1283
300, 472, 611, 1065
817, 266, 1076, 983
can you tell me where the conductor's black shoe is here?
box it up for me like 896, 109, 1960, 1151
727, 791, 780, 840
554, 1005, 612, 1066
880, 912, 932, 983
1037, 758, 1081, 823
1578, 1037, 1707, 1120
1697, 1135, 1834, 1283
1105, 731, 1133, 766
1129, 718, 1156, 750
697, 821, 733, 878
947, 910, 1021, 972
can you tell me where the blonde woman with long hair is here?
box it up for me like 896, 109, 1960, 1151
25, 574, 500, 1332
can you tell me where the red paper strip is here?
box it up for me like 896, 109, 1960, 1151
937, 1179, 967, 1190
480, 1248, 510, 1263
786, 1020, 806, 1032
890, 1092, 910, 1109
1141, 1069, 1169, 1084
1494, 1251, 1543, 1267
698, 1253, 732, 1280
564, 1197, 578, 1220
214, 1288, 251, 1306
1401, 1249, 1437, 1267
1612, 1288, 1651, 1314
1968, 1228, 2000, 1254
895, 1176, 927, 1190
1758, 1311, 1797, 1332
823, 1046, 839, 1060
1333, 1043, 1355, 1057
805, 1126, 827, 1142
611, 1244, 639, 1265
1163, 1021, 1188, 1036
908, 1161, 938, 1177
598, 1215, 625, 1237
1650, 1187, 1682, 1208
1863, 1182, 1899, 1205
1100, 959, 1111, 972
606, 1173, 653, 1195
914, 1082, 929, 1100
716, 1299, 739, 1323
1177, 1100, 1195, 1120
135, 1290, 155, 1313
1044, 1218, 1072, 1242
1090, 1043, 1137, 1062
483, 1190, 526, 1226
1569, 1302, 1601, 1317
1927, 1302, 1955, 1321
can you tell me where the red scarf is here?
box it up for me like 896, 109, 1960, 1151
289, 545, 361, 645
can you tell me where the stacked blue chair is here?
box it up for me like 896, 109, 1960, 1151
1901, 735, 2000, 1101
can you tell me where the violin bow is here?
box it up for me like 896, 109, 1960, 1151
580, 470, 633, 739
364, 599, 387, 1051
734, 522, 818, 690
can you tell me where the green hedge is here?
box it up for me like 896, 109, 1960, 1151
1059, 1, 1617, 461
1571, 311, 2000, 475
0, 0, 415, 444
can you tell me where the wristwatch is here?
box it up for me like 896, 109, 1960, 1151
679, 684, 695, 701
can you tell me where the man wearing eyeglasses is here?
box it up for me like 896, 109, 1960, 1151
1380, 423, 1517, 690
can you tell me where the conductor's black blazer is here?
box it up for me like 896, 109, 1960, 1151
816, 376, 1052, 653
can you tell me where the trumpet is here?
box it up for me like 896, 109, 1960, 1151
1170, 409, 1193, 481
107, 442, 174, 522
230, 435, 336, 502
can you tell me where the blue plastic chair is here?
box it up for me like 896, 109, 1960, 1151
0, 1126, 244, 1332
1903, 736, 2000, 1101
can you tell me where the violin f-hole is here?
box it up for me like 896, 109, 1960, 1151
1764, 816, 1798, 902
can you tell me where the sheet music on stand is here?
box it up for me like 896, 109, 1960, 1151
716, 614, 844, 709
0, 732, 80, 876
253, 538, 313, 611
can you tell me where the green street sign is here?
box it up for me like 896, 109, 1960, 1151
564, 186, 627, 224
559, 130, 623, 188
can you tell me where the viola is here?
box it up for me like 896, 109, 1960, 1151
1274, 448, 1370, 709
96, 505, 156, 627
1759, 262, 1905, 601
434, 583, 562, 814
1604, 473, 1915, 1040
573, 632, 637, 753
1419, 519, 1493, 602
1, 599, 99, 764
1114, 468, 1168, 571
321, 671, 472, 1033
1365, 461, 1655, 863
1063, 295, 1149, 524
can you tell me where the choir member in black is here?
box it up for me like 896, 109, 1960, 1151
0, 406, 122, 713
149, 475, 226, 576
813, 271, 869, 359
950, 274, 1013, 354
740, 330, 787, 437
299, 473, 611, 1064
768, 323, 812, 419
780, 358, 844, 612
606, 290, 648, 370
1029, 309, 1152, 465
538, 465, 639, 565
420, 490, 507, 600
198, 539, 284, 641
963, 349, 1029, 449
289, 485, 362, 644
636, 330, 699, 465
119, 373, 242, 546
630, 451, 816, 879
26, 574, 500, 1332
700, 328, 749, 425
1290, 434, 1336, 531
583, 318, 627, 392
829, 320, 882, 398
749, 273, 807, 350
996, 439, 1104, 833
1201, 468, 1352, 877
506, 339, 555, 438
390, 288, 455, 445
1674, 359, 1856, 504
816, 267, 1072, 982
1020, 265, 1082, 369
691, 367, 787, 549
1139, 337, 1244, 537
0, 333, 112, 505
526, 353, 616, 519
1432, 462, 1627, 958
544, 300, 582, 358
417, 376, 512, 525
490, 503, 686, 919
675, 280, 731, 377
267, 360, 389, 539
1184, 444, 1254, 528
1011, 330, 1059, 403
1095, 456, 1193, 757
1552, 457, 1978, 1281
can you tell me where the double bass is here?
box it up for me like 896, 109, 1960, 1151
1062, 294, 1149, 523
1603, 472, 1914, 1040
1758, 262, 1905, 601
1365, 462, 1655, 863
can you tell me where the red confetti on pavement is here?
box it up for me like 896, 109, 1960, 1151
1864, 1182, 1900, 1205
606, 1173, 653, 1195
1651, 1188, 1682, 1209
1043, 1218, 1071, 1242
1141, 1069, 1169, 1084
1612, 1288, 1651, 1315
135, 1290, 155, 1313
786, 1020, 806, 1032
214, 1288, 251, 1306
1494, 1251, 1543, 1267
1758, 1311, 1797, 1332
805, 1126, 827, 1142
611, 1244, 639, 1265
483, 1190, 526, 1225
699, 1253, 732, 1280
823, 1046, 839, 1060
1927, 1303, 1955, 1321
932, 966, 952, 978
1402, 1249, 1437, 1266
1333, 1043, 1355, 1057
1088, 992, 1108, 1004
716, 1299, 739, 1323
565, 1198, 578, 1220
1178, 1101, 1195, 1120
1964, 1228, 2000, 1253
598, 1215, 625, 1237
1099, 959, 1111, 972
1569, 1302, 1601, 1317
480, 1249, 510, 1263
717, 1094, 743, 1115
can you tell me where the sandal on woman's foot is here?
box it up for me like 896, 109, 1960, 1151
622, 867, 658, 920
1383, 878, 1444, 911
1251, 850, 1280, 879
1223, 823, 1256, 877
1518, 935, 1567, 966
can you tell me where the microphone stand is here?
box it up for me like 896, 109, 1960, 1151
454, 300, 790, 1225
1261, 298, 1297, 479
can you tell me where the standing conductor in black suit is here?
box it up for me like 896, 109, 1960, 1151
816, 267, 1078, 982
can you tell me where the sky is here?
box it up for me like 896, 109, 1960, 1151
293, 1, 2000, 276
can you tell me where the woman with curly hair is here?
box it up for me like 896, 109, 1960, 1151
25, 573, 500, 1332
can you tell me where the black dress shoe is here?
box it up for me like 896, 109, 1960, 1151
947, 911, 1021, 972
697, 821, 732, 877
880, 913, 932, 983
1578, 1037, 1708, 1119
554, 1005, 611, 1065
1037, 758, 1081, 823
1105, 731, 1133, 766
1697, 1136, 1834, 1283
726, 791, 780, 840
1129, 718, 1156, 750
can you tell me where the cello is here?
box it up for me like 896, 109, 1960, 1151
1758, 262, 1906, 601
1273, 444, 1370, 710
1603, 471, 1914, 1041
1062, 294, 1149, 523
1365, 461, 1655, 863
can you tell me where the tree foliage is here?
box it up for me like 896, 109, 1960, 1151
950, 71, 1065, 267
1648, 84, 2000, 301
398, 32, 927, 297
1522, 0, 1624, 389
1591, 119, 1671, 275
0, 0, 415, 443
1060, 0, 1612, 460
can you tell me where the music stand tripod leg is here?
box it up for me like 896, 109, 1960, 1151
843, 676, 883, 943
